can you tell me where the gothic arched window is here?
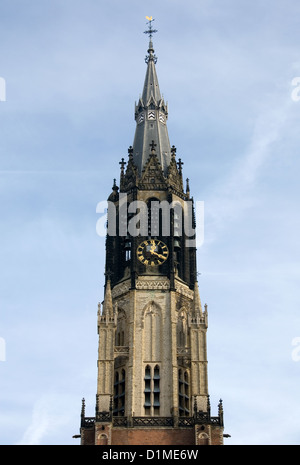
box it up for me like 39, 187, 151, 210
144, 365, 151, 416
113, 369, 126, 416
153, 365, 160, 416
178, 369, 190, 417
144, 364, 160, 416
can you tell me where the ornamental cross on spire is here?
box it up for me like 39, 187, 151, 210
150, 140, 157, 152
144, 16, 158, 41
144, 17, 158, 64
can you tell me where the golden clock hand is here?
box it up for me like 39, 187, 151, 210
151, 251, 165, 259
149, 242, 157, 253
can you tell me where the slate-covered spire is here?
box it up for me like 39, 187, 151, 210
141, 39, 161, 104
132, 21, 171, 176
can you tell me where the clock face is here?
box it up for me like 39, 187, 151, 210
137, 239, 169, 266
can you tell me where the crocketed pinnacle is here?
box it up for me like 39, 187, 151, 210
193, 281, 203, 316
102, 279, 113, 317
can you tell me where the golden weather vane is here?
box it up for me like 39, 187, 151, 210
144, 17, 158, 64
144, 16, 158, 41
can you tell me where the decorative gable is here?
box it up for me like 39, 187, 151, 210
139, 145, 167, 191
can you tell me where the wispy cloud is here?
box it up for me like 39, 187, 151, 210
16, 397, 51, 445
15, 394, 71, 445
204, 89, 293, 241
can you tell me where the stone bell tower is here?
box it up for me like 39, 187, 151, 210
79, 19, 225, 446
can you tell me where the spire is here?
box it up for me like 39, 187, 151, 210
81, 398, 86, 420
193, 281, 203, 316
144, 17, 158, 66
102, 279, 113, 317
132, 18, 171, 176
142, 43, 161, 106
186, 178, 190, 198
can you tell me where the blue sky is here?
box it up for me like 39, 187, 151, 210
0, 0, 300, 445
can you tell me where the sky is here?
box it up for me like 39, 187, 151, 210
0, 0, 300, 445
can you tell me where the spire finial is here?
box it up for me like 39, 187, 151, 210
128, 146, 133, 159
171, 145, 177, 159
144, 17, 158, 64
144, 16, 158, 42
177, 158, 184, 176
186, 178, 190, 197
81, 398, 86, 417
119, 157, 126, 172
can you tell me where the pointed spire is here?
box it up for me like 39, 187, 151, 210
218, 399, 224, 426
119, 157, 126, 190
218, 399, 223, 414
207, 395, 211, 416
95, 394, 99, 414
142, 43, 160, 104
103, 279, 113, 317
193, 281, 203, 316
132, 19, 171, 176
186, 178, 190, 198
81, 398, 86, 418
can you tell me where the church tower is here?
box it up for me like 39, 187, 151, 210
79, 20, 224, 446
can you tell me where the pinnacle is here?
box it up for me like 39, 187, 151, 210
102, 279, 113, 317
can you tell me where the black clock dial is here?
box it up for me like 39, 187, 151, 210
137, 239, 169, 266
